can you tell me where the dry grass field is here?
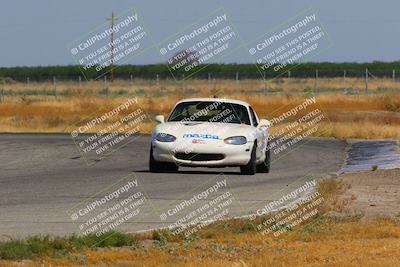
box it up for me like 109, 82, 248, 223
0, 77, 400, 139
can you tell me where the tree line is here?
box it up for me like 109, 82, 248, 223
0, 61, 399, 82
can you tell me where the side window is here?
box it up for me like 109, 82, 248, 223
249, 106, 258, 127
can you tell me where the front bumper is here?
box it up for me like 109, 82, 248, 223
152, 140, 253, 167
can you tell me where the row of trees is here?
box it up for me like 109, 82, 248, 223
0, 62, 399, 82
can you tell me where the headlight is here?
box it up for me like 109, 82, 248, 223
224, 136, 247, 145
155, 133, 176, 142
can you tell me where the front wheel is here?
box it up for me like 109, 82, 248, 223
149, 146, 178, 173
240, 145, 257, 175
257, 145, 271, 173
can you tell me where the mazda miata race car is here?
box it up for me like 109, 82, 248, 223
149, 98, 271, 175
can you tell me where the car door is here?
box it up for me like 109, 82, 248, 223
249, 106, 266, 160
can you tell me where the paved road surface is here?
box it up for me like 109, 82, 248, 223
0, 134, 346, 238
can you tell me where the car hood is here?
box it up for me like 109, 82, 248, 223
152, 121, 256, 141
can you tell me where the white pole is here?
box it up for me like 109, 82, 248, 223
53, 76, 57, 97
1, 80, 4, 103
182, 74, 185, 93
104, 75, 108, 96
157, 74, 161, 92
263, 72, 266, 95
213, 77, 216, 91
236, 72, 239, 90
365, 68, 368, 94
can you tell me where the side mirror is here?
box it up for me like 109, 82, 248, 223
258, 119, 272, 128
155, 115, 165, 124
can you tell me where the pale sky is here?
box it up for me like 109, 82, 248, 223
1, 0, 399, 66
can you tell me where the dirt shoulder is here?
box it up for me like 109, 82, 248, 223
338, 168, 400, 218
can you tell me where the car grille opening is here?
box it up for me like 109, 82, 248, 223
175, 153, 225, 161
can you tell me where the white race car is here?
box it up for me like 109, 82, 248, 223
149, 98, 271, 175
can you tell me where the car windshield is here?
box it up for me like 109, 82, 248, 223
168, 101, 251, 125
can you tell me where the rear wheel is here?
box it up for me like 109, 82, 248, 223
240, 145, 257, 175
257, 145, 271, 173
149, 146, 178, 173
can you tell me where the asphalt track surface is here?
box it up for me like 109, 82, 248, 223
0, 134, 346, 239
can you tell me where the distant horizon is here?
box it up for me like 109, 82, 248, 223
2, 60, 400, 69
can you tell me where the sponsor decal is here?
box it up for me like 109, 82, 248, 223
192, 139, 206, 144
183, 133, 220, 140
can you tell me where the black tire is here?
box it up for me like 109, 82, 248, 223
240, 145, 257, 175
149, 146, 178, 173
257, 145, 271, 173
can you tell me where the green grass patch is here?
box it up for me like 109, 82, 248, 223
0, 231, 138, 260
